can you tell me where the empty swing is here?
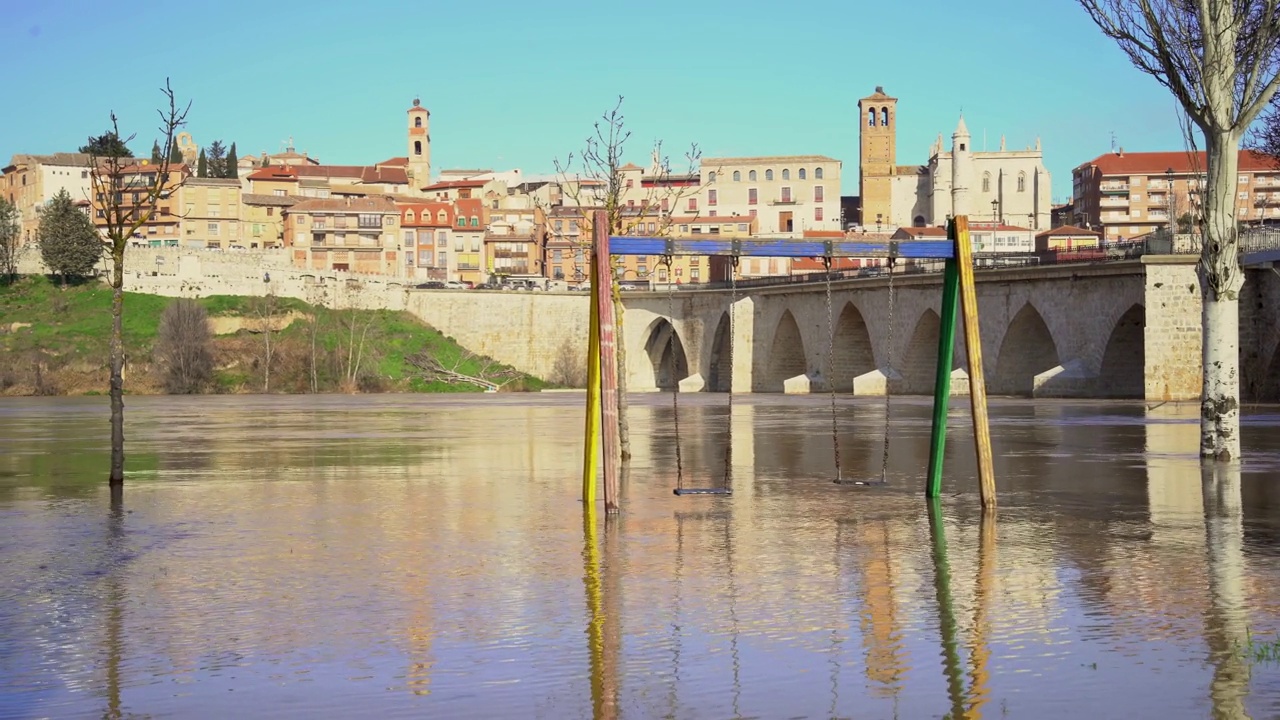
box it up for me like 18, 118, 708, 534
829, 248, 898, 487
670, 254, 736, 497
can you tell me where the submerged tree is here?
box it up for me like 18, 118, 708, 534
1078, 0, 1280, 461
552, 96, 704, 462
38, 189, 101, 285
155, 299, 213, 394
88, 78, 191, 493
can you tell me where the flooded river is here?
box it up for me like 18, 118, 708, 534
2, 394, 1280, 719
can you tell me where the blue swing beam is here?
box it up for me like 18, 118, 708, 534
606, 236, 955, 260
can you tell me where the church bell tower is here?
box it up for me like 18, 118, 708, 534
858, 86, 898, 229
407, 98, 431, 194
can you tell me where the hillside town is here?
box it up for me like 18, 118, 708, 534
6, 87, 1280, 289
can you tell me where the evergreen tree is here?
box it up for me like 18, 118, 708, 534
261, 155, 271, 168
197, 148, 208, 178
169, 139, 183, 164
79, 131, 131, 158
150, 140, 163, 163
206, 140, 227, 178
38, 189, 102, 285
226, 143, 239, 179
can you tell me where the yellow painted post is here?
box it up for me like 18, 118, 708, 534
581, 260, 601, 507
953, 216, 997, 508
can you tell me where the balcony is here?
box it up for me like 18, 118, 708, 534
1255, 193, 1280, 207
767, 197, 801, 206
1100, 196, 1129, 207
1100, 183, 1130, 194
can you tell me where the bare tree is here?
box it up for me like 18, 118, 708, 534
1078, 0, 1280, 460
0, 197, 17, 283
155, 299, 213, 394
250, 288, 280, 392
89, 79, 191, 490
550, 338, 587, 388
552, 96, 705, 461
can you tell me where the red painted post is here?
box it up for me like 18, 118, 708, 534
592, 210, 621, 513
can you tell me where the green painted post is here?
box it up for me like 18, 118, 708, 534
925, 227, 961, 498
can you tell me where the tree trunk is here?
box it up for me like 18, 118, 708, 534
611, 295, 632, 462
1199, 129, 1245, 461
108, 246, 125, 490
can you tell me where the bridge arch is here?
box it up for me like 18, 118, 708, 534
708, 311, 732, 392
643, 318, 688, 390
993, 303, 1061, 396
762, 309, 807, 392
899, 309, 960, 394
830, 302, 875, 391
1099, 304, 1145, 398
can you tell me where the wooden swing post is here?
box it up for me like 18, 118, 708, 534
591, 210, 622, 514
953, 216, 997, 508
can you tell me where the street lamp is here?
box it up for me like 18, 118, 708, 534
1165, 167, 1176, 236
991, 198, 999, 222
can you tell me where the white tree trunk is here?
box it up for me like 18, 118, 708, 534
1199, 129, 1244, 461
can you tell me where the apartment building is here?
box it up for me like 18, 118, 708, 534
485, 207, 546, 280
1072, 149, 1280, 241
2, 152, 95, 246
241, 194, 295, 248
89, 162, 191, 247
283, 196, 401, 274
695, 156, 843, 235
398, 200, 454, 280
179, 177, 242, 249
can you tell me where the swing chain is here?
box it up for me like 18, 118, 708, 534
822, 255, 841, 482
879, 248, 898, 484
663, 254, 684, 489
723, 254, 739, 488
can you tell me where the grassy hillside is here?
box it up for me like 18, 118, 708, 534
0, 276, 546, 395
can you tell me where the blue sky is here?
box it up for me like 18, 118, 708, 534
3, 0, 1199, 201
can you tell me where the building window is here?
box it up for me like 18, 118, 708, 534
815, 207, 824, 222
404, 230, 415, 246
749, 170, 757, 181
708, 189, 717, 206
814, 186, 824, 202
815, 168, 824, 180
661, 197, 669, 211
737, 223, 747, 231
709, 210, 717, 217
749, 209, 757, 218
207, 222, 219, 235
296, 214, 305, 224
470, 216, 479, 226
457, 217, 465, 227
982, 173, 991, 193
688, 198, 697, 211
782, 169, 790, 181
437, 231, 446, 246
415, 117, 422, 128
647, 222, 656, 233
1017, 172, 1026, 192
799, 168, 807, 180
267, 207, 275, 216
732, 170, 741, 181
708, 171, 716, 183
406, 210, 416, 223
781, 187, 792, 203
765, 169, 774, 181
437, 210, 446, 223
881, 108, 889, 126
414, 141, 422, 156
868, 109, 876, 126
748, 188, 758, 205
358, 213, 381, 228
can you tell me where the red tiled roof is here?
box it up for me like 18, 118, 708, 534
1079, 149, 1280, 176
893, 226, 948, 239
377, 157, 409, 167
287, 196, 397, 213
424, 179, 488, 190
398, 201, 456, 227
802, 230, 845, 238
1036, 224, 1101, 239
247, 166, 299, 181
672, 215, 755, 225
969, 222, 1032, 232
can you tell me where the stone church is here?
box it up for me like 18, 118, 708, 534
857, 87, 1051, 230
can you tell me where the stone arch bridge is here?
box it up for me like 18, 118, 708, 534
406, 255, 1280, 402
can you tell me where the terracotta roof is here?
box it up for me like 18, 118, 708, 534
281, 164, 408, 184
376, 157, 409, 167
247, 166, 299, 181
1036, 225, 1101, 239
892, 226, 948, 239
408, 99, 428, 113
1079, 149, 1280, 176
859, 86, 896, 102
619, 163, 643, 171
102, 162, 190, 175
287, 196, 397, 213
672, 215, 756, 225
397, 201, 456, 227
242, 193, 298, 207
424, 179, 489, 190
968, 222, 1032, 232
802, 230, 846, 238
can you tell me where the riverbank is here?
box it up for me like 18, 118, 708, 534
0, 276, 547, 395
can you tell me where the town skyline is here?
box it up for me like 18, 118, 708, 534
4, 0, 1208, 200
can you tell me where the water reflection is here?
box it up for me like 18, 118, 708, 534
1, 395, 1280, 718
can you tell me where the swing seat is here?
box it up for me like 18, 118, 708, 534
833, 478, 887, 487
673, 488, 733, 496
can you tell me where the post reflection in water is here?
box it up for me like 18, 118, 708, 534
3, 395, 1280, 719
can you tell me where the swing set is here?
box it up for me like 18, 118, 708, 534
581, 210, 996, 513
